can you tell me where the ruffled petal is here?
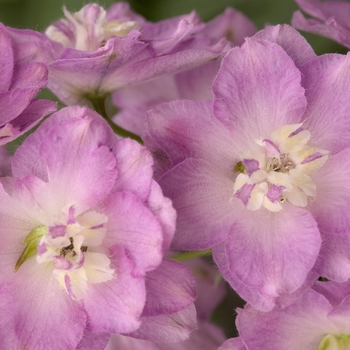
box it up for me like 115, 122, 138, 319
142, 259, 196, 317
253, 24, 316, 67
213, 38, 306, 152
128, 303, 197, 343
99, 191, 163, 276
301, 53, 350, 154
213, 204, 321, 311
82, 245, 145, 334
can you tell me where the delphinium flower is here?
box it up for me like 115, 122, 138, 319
292, 0, 350, 49
112, 7, 256, 136
0, 106, 176, 349
145, 24, 350, 311
0, 24, 56, 144
234, 280, 350, 350
106, 258, 226, 350
42, 2, 229, 109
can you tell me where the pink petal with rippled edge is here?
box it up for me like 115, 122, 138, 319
218, 338, 247, 350
1, 24, 56, 64
111, 138, 153, 201
253, 24, 316, 67
0, 259, 87, 350
308, 148, 350, 281
143, 16, 199, 53
146, 100, 235, 179
213, 39, 307, 153
141, 259, 196, 317
0, 88, 39, 125
159, 158, 239, 250
76, 330, 110, 350
236, 290, 335, 350
292, 0, 350, 48
300, 53, 350, 154
102, 37, 228, 95
213, 204, 321, 312
11, 106, 115, 181
0, 27, 14, 92
127, 304, 197, 342
99, 191, 163, 276
146, 181, 176, 253
82, 245, 145, 334
13, 113, 118, 216
0, 99, 56, 146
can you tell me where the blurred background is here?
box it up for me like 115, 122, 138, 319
0, 0, 347, 54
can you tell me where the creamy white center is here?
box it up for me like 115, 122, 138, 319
232, 124, 329, 212
36, 205, 114, 300
45, 6, 139, 51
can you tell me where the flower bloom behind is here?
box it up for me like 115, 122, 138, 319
43, 2, 229, 106
0, 106, 176, 349
292, 0, 350, 48
146, 24, 350, 311
0, 24, 56, 144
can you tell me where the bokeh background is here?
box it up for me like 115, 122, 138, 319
0, 0, 348, 338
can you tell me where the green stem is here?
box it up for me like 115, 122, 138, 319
171, 249, 212, 262
88, 95, 143, 144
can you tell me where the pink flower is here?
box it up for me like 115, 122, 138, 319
43, 3, 229, 106
0, 106, 175, 349
146, 25, 350, 311
0, 24, 56, 144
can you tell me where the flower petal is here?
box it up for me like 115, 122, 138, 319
213, 204, 321, 311
213, 38, 306, 152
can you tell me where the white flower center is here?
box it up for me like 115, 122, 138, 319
36, 205, 114, 300
45, 5, 139, 51
232, 124, 329, 212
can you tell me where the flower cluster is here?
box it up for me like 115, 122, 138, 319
1, 1, 350, 349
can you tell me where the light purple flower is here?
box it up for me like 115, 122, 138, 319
145, 24, 350, 311
0, 24, 56, 144
0, 106, 175, 349
43, 3, 229, 106
292, 0, 350, 48
236, 280, 350, 350
112, 7, 256, 136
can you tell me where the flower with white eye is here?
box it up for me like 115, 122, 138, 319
146, 25, 350, 311
0, 106, 176, 349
